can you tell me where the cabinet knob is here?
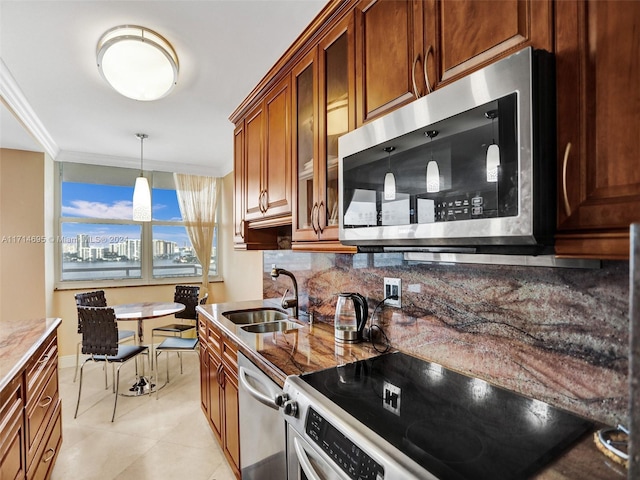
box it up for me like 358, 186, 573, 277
561, 142, 572, 217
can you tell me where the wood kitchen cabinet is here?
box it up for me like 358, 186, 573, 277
292, 13, 356, 251
354, 0, 422, 125
243, 75, 292, 226
1, 326, 61, 480
554, 0, 640, 259
233, 122, 279, 250
199, 319, 240, 479
1, 376, 26, 480
432, 0, 552, 87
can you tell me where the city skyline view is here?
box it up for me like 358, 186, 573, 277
59, 180, 209, 280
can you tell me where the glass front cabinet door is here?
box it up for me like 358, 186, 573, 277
293, 14, 355, 245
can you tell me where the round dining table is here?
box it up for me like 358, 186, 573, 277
113, 301, 186, 344
112, 301, 186, 396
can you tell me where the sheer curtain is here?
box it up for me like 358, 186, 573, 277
173, 173, 220, 298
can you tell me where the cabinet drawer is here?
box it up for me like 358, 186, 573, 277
25, 368, 58, 469
1, 376, 26, 480
221, 340, 237, 373
28, 401, 61, 480
207, 326, 222, 357
25, 334, 57, 404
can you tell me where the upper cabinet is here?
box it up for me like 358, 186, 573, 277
432, 0, 552, 87
231, 0, 638, 258
293, 13, 356, 250
554, 0, 640, 259
354, 0, 423, 125
243, 75, 292, 225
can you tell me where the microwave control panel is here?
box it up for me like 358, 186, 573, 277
417, 190, 499, 223
306, 407, 384, 480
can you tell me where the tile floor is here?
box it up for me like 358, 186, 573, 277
52, 352, 235, 480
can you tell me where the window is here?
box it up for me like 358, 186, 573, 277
55, 162, 218, 287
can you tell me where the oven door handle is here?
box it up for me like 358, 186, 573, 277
293, 437, 324, 480
238, 366, 279, 410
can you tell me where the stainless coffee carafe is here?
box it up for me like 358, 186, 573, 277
334, 293, 368, 343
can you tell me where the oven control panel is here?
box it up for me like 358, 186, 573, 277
306, 407, 384, 480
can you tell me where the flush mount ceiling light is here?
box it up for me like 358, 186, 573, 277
97, 25, 179, 101
132, 133, 151, 222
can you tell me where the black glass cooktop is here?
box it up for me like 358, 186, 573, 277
300, 351, 592, 480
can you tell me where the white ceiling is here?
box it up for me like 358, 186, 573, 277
0, 0, 327, 176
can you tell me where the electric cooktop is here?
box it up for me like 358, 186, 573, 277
299, 351, 593, 480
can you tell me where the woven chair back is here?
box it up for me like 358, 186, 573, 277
77, 306, 119, 356
174, 285, 200, 319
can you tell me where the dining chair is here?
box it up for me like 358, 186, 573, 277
151, 286, 206, 374
74, 306, 150, 422
154, 334, 199, 399
74, 290, 136, 382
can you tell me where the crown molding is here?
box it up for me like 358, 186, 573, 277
57, 150, 221, 177
0, 58, 59, 159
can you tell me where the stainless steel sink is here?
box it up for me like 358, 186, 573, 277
222, 308, 288, 325
240, 320, 301, 334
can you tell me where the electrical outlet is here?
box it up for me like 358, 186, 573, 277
384, 277, 401, 307
383, 381, 401, 415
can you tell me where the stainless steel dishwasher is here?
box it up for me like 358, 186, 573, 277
238, 352, 286, 479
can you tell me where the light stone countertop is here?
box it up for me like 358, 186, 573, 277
0, 317, 62, 392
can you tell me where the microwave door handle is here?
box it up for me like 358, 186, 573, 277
238, 366, 279, 410
293, 437, 324, 480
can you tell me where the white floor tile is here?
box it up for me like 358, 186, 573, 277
51, 353, 235, 480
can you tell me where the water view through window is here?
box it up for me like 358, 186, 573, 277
60, 179, 215, 282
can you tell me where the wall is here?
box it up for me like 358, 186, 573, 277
0, 148, 46, 322
264, 250, 629, 427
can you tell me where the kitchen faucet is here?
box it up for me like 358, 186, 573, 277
270, 264, 298, 318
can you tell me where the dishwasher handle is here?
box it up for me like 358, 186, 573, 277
238, 366, 280, 410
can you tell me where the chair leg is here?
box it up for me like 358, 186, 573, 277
74, 359, 90, 419
113, 363, 121, 422
74, 341, 81, 382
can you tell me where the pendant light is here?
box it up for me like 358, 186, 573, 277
485, 110, 500, 182
132, 133, 151, 222
383, 146, 396, 200
425, 130, 440, 193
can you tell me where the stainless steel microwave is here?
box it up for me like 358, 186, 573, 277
338, 47, 556, 254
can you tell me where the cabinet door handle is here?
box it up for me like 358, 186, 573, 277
38, 354, 49, 364
39, 395, 53, 409
311, 203, 319, 234
561, 142, 572, 217
318, 200, 325, 233
240, 219, 245, 239
43, 448, 56, 463
262, 190, 269, 213
423, 45, 433, 94
411, 53, 421, 98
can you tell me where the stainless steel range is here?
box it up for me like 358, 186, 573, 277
281, 352, 592, 480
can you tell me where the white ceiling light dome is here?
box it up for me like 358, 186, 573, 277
97, 25, 179, 101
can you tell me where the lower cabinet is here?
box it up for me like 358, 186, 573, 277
199, 321, 240, 479
1, 328, 61, 480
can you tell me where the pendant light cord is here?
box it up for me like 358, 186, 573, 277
136, 133, 148, 175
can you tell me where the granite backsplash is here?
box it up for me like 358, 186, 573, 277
263, 251, 629, 426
